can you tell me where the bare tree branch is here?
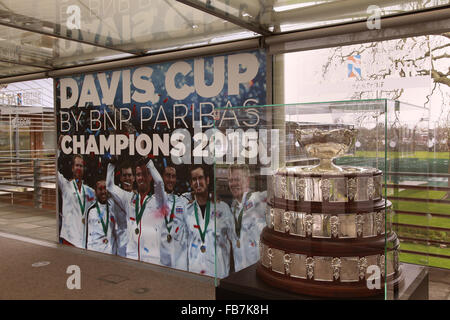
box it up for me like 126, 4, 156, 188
431, 69, 450, 86
432, 53, 450, 60
432, 43, 450, 52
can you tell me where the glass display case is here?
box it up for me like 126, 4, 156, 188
213, 99, 433, 299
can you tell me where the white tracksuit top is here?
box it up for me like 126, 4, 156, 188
85, 198, 117, 254
113, 195, 129, 258
231, 191, 268, 272
174, 199, 235, 279
58, 171, 95, 248
106, 162, 168, 264
160, 192, 189, 269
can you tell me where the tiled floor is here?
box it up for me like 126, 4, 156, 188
0, 202, 448, 300
0, 202, 56, 242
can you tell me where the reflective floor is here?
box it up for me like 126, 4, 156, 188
0, 232, 215, 300
0, 202, 56, 242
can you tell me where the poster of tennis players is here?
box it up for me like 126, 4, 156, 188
55, 49, 270, 279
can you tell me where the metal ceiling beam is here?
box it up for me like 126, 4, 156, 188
0, 9, 139, 56
0, 57, 51, 70
267, 6, 450, 53
0, 37, 261, 84
176, 0, 273, 36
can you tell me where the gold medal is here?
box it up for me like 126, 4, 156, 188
200, 245, 206, 253
135, 228, 140, 235
167, 234, 172, 243
237, 239, 240, 248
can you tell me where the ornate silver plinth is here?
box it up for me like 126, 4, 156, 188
267, 202, 392, 239
273, 167, 383, 202
260, 243, 399, 282
257, 126, 400, 298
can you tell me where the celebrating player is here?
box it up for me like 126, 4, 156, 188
160, 161, 189, 269
228, 164, 267, 272
175, 164, 234, 278
85, 175, 118, 254
106, 157, 169, 264
57, 137, 95, 248
114, 161, 136, 257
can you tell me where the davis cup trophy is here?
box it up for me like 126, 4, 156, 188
256, 126, 401, 298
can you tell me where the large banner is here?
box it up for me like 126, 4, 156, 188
55, 49, 268, 278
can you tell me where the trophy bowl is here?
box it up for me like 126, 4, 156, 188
295, 127, 356, 172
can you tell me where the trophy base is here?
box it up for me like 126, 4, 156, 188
256, 263, 403, 298
257, 228, 401, 298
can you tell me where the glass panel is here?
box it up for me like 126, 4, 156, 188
0, 61, 46, 76
0, 0, 254, 58
0, 23, 131, 69
191, 0, 450, 33
271, 32, 450, 300
214, 98, 433, 299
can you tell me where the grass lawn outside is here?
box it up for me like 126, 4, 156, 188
399, 252, 450, 269
393, 201, 450, 216
388, 189, 447, 200
400, 242, 450, 257
393, 213, 450, 229
340, 151, 450, 269
354, 151, 449, 159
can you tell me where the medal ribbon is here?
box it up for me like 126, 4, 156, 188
135, 193, 151, 225
233, 205, 244, 239
164, 194, 176, 234
233, 192, 251, 239
73, 181, 85, 215
193, 200, 210, 244
95, 201, 110, 236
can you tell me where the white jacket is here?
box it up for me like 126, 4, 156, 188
231, 191, 267, 272
106, 161, 168, 264
85, 198, 118, 254
58, 171, 95, 248
174, 198, 234, 279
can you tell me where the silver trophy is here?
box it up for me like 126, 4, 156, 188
295, 127, 356, 172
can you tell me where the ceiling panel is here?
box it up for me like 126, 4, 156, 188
183, 0, 450, 32
0, 60, 46, 76
0, 0, 448, 80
